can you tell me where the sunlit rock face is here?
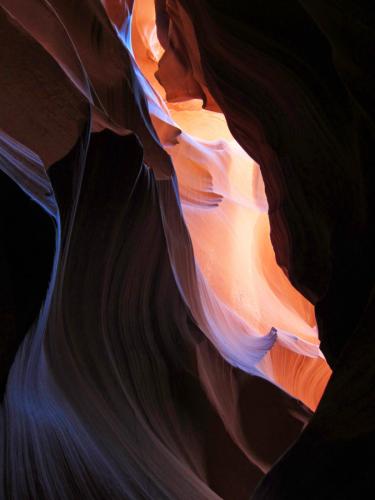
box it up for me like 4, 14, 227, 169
128, 0, 331, 411
0, 0, 373, 499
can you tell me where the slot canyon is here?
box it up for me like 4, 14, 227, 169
0, 1, 374, 498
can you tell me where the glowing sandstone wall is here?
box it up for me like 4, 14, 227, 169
126, 0, 331, 410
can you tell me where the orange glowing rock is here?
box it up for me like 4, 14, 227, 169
117, 0, 331, 410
